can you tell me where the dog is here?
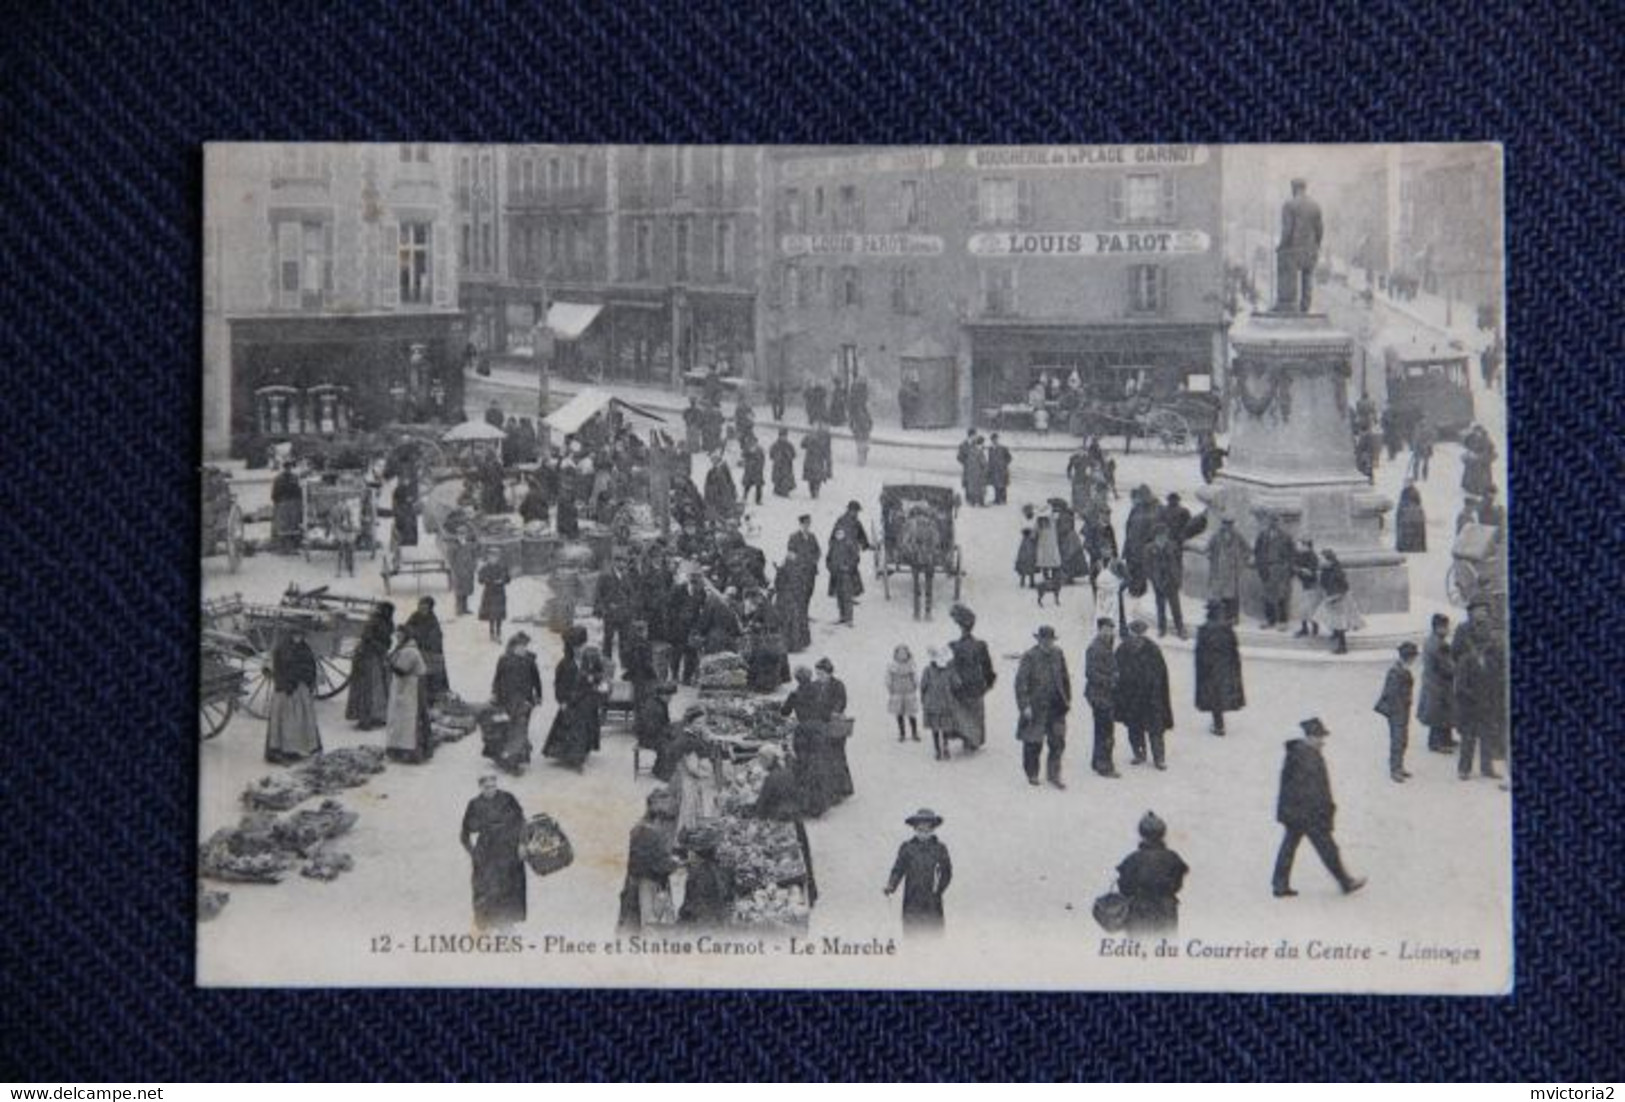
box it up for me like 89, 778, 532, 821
1034, 574, 1064, 607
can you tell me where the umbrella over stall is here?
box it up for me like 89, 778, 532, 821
542, 386, 668, 438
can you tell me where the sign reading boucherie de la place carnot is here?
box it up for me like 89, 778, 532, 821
967, 229, 1212, 257
969, 145, 1210, 169
780, 233, 946, 257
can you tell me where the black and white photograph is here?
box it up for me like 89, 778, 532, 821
196, 142, 1509, 991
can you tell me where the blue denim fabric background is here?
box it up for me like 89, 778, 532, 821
2, 0, 1621, 1082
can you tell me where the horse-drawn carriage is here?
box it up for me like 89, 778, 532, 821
201, 466, 247, 573
1068, 391, 1221, 451
301, 472, 379, 563
199, 585, 384, 724
873, 484, 965, 600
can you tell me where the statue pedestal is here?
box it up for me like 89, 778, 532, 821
1183, 312, 1410, 616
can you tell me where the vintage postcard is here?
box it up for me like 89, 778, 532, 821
198, 143, 1509, 991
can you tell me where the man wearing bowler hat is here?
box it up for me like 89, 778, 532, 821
885, 809, 953, 934
1015, 625, 1072, 789
1271, 718, 1366, 898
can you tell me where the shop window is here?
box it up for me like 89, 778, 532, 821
1113, 173, 1177, 224
977, 178, 1034, 226
674, 218, 691, 281
981, 265, 1018, 316
398, 221, 432, 304
714, 219, 735, 280
1129, 264, 1167, 313
891, 266, 920, 315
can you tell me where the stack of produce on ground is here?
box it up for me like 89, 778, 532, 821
697, 652, 748, 691
732, 884, 810, 932
711, 815, 807, 893
429, 695, 479, 744
520, 814, 575, 876
293, 746, 388, 793
299, 847, 355, 881
197, 886, 231, 921
241, 772, 315, 811
272, 799, 360, 856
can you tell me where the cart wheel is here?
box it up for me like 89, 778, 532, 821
952, 546, 963, 600
200, 696, 235, 741
1145, 409, 1189, 451
1445, 561, 1477, 608
225, 502, 244, 574
236, 623, 278, 720
314, 652, 352, 699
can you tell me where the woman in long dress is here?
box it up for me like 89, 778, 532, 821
345, 602, 393, 730
1395, 481, 1427, 553
270, 463, 303, 552
542, 628, 603, 770
478, 549, 510, 643
460, 775, 527, 929
385, 626, 433, 763
670, 733, 722, 839
265, 628, 323, 764
946, 604, 995, 751
1312, 549, 1366, 655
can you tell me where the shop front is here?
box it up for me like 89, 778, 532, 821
963, 319, 1224, 425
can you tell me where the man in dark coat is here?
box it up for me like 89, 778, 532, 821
986, 433, 1013, 505
831, 500, 872, 555
617, 790, 680, 932
1206, 516, 1249, 622
594, 556, 635, 670
703, 453, 737, 520
803, 382, 827, 427
1116, 811, 1189, 936
740, 436, 766, 506
1254, 513, 1296, 629
1452, 601, 1505, 781
1271, 718, 1365, 897
788, 517, 820, 620
490, 633, 544, 773
1116, 620, 1174, 770
1417, 613, 1457, 752
1084, 618, 1120, 777
405, 597, 449, 699
1193, 600, 1245, 735
1015, 625, 1071, 788
1121, 486, 1162, 597
460, 775, 527, 929
1161, 492, 1193, 547
826, 527, 863, 626
885, 809, 953, 935
769, 429, 797, 497
1375, 641, 1419, 783
1145, 528, 1186, 639
1275, 177, 1323, 313
666, 577, 704, 685
677, 828, 734, 930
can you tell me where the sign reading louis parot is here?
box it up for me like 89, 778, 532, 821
968, 229, 1212, 257
781, 233, 946, 257
970, 145, 1210, 169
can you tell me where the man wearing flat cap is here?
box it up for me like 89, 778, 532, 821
1271, 718, 1365, 898
1015, 625, 1072, 788
1276, 177, 1323, 313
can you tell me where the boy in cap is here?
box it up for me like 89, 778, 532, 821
1271, 718, 1366, 898
885, 809, 953, 934
1375, 642, 1420, 782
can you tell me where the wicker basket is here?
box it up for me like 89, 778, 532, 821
521, 814, 575, 877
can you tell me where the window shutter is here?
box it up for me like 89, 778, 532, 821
380, 219, 399, 308
1008, 266, 1019, 314
277, 221, 300, 308
1110, 176, 1126, 223
1161, 176, 1178, 221
1018, 179, 1035, 225
1127, 266, 1140, 311
433, 222, 451, 306
969, 179, 982, 226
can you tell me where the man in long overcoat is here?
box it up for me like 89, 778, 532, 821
986, 433, 1013, 505
1121, 486, 1163, 595
1254, 514, 1296, 629
1374, 642, 1419, 782
1452, 602, 1505, 781
1271, 718, 1364, 897
1015, 625, 1071, 789
788, 516, 820, 619
1417, 613, 1457, 752
1206, 516, 1250, 622
769, 429, 797, 497
1194, 600, 1245, 735
1275, 178, 1323, 313
1116, 621, 1174, 770
1084, 618, 1120, 777
1145, 528, 1186, 639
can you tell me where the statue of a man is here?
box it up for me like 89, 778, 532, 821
1276, 178, 1324, 313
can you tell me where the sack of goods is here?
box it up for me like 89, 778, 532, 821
521, 814, 575, 877
272, 799, 360, 856
698, 651, 748, 691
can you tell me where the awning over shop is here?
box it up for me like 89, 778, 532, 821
543, 387, 668, 436
546, 302, 604, 341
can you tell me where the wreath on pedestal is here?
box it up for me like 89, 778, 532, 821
1233, 360, 1291, 423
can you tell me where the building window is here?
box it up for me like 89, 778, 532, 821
576, 154, 589, 188
399, 221, 431, 304
1113, 173, 1177, 224
460, 224, 470, 267
634, 220, 652, 279
977, 178, 1033, 226
840, 265, 861, 308
481, 223, 493, 270
834, 184, 863, 231
548, 158, 562, 195
674, 219, 691, 281
1129, 264, 1167, 313
898, 180, 920, 228
780, 187, 804, 232
980, 265, 1018, 316
813, 186, 825, 219
399, 144, 429, 163
673, 146, 691, 197
278, 220, 330, 310
712, 147, 734, 200
548, 225, 561, 267
782, 265, 801, 309
812, 266, 827, 307
203, 225, 217, 312
714, 219, 734, 280
520, 159, 533, 196
567, 221, 581, 270
890, 265, 919, 314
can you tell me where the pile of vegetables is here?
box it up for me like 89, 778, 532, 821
299, 847, 354, 881
271, 799, 359, 856
712, 816, 806, 893
200, 801, 359, 883
241, 773, 314, 811
294, 747, 387, 794
681, 696, 793, 744
698, 652, 748, 691
731, 884, 810, 931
